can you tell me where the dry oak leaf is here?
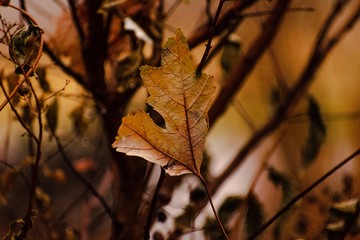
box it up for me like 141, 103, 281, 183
112, 29, 215, 176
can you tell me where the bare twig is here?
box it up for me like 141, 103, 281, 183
247, 148, 360, 240
49, 128, 121, 229
188, 0, 258, 49
0, 159, 31, 187
19, 80, 44, 239
196, 0, 229, 77
208, 0, 292, 126
0, 80, 39, 143
209, 0, 360, 196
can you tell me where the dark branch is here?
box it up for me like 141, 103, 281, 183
196, 0, 228, 77
209, 0, 360, 198
208, 0, 292, 126
67, 0, 85, 41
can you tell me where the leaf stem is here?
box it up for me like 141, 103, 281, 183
198, 174, 230, 240
143, 167, 166, 240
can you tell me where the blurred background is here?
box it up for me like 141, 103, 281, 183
0, 0, 359, 239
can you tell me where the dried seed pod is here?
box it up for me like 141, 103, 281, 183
9, 24, 42, 76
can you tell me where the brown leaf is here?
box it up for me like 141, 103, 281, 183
72, 157, 97, 173
112, 29, 215, 176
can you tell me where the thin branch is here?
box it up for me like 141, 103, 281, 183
247, 148, 360, 240
67, 0, 85, 41
20, 80, 44, 239
208, 0, 292, 126
42, 43, 87, 88
49, 128, 121, 229
201, 7, 314, 71
188, 0, 258, 49
205, 0, 214, 26
196, 0, 229, 77
143, 168, 166, 240
0, 80, 39, 143
164, 0, 182, 19
0, 4, 44, 111
239, 7, 314, 18
0, 159, 31, 187
208, 0, 360, 196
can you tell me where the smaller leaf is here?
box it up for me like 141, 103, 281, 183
70, 105, 88, 136
204, 217, 224, 240
2, 218, 25, 240
35, 187, 51, 209
301, 96, 326, 167
0, 170, 19, 205
330, 198, 359, 217
72, 157, 96, 173
220, 34, 242, 75
267, 166, 294, 203
36, 67, 50, 92
175, 205, 196, 230
9, 24, 42, 76
46, 99, 59, 134
218, 196, 244, 222
246, 193, 264, 238
189, 186, 206, 204
42, 165, 67, 183
268, 166, 295, 238
325, 220, 345, 236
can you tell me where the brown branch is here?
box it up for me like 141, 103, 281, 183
67, 0, 85, 41
209, 0, 360, 197
49, 128, 121, 229
20, 80, 44, 239
0, 81, 39, 143
42, 42, 87, 88
188, 0, 258, 49
196, 0, 229, 77
208, 0, 292, 126
81, 0, 106, 96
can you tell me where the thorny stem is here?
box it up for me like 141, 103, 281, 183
196, 0, 228, 77
247, 148, 360, 240
143, 167, 166, 240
